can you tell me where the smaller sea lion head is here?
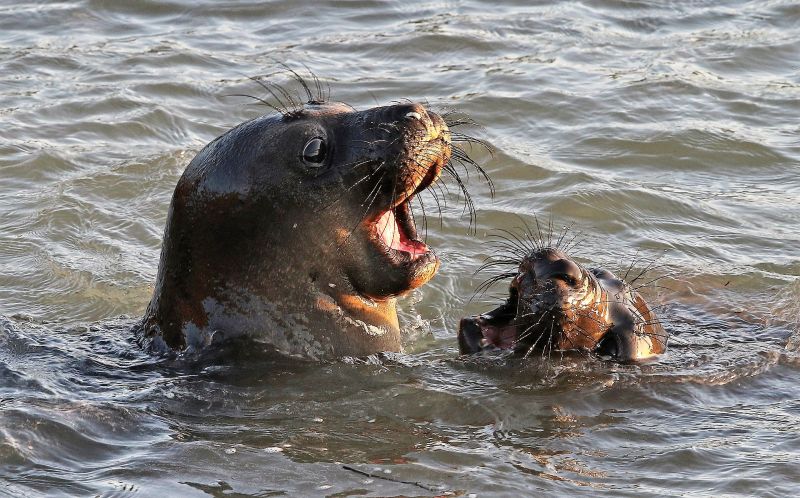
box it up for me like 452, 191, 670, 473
459, 236, 667, 362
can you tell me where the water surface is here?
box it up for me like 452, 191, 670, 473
1, 0, 799, 496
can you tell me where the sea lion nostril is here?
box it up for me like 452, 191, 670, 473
404, 111, 422, 120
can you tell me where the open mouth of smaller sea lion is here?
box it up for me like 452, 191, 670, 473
458, 298, 519, 354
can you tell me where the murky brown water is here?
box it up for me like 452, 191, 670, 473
1, 1, 799, 496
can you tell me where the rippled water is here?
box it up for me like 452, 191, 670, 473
2, 1, 799, 496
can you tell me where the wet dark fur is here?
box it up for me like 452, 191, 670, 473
459, 218, 669, 362
138, 67, 491, 358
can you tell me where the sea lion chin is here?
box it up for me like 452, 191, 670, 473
459, 246, 668, 362
139, 97, 457, 359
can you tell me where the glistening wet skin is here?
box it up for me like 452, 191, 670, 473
137, 72, 491, 358
460, 225, 668, 362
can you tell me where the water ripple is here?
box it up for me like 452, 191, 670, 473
1, 0, 799, 496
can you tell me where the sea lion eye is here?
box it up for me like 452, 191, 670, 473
302, 137, 326, 165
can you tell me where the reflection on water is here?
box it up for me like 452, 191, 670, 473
1, 0, 799, 496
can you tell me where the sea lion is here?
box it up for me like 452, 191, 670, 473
458, 242, 668, 362
138, 79, 481, 359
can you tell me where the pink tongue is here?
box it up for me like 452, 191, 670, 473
376, 209, 428, 257
377, 209, 401, 248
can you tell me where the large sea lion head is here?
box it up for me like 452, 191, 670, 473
458, 245, 668, 362
144, 79, 483, 356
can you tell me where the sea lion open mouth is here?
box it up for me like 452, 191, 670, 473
368, 143, 444, 262
342, 103, 454, 299
373, 200, 430, 260
458, 297, 518, 353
